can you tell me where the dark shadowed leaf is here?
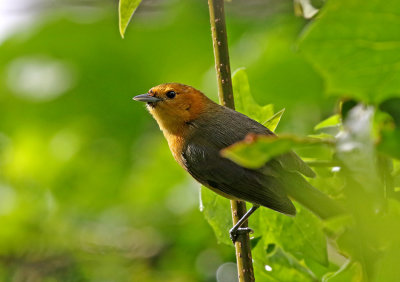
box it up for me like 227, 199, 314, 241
200, 186, 232, 245
380, 98, 400, 126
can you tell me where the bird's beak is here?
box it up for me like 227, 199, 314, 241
133, 93, 162, 103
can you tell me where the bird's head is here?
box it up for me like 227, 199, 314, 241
133, 83, 211, 134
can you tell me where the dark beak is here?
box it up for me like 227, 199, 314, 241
133, 93, 162, 103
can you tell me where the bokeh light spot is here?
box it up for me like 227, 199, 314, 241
7, 56, 76, 102
265, 264, 272, 272
0, 184, 16, 215
50, 130, 80, 161
216, 262, 238, 282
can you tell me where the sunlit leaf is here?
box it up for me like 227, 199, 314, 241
314, 114, 340, 131
374, 245, 400, 282
118, 0, 142, 38
322, 261, 363, 282
232, 68, 274, 123
308, 133, 336, 140
299, 0, 400, 103
263, 108, 285, 132
221, 134, 329, 169
293, 0, 319, 19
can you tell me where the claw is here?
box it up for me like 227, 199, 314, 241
229, 227, 254, 243
228, 205, 259, 243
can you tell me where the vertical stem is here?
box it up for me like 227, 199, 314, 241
207, 0, 235, 109
207, 1, 255, 281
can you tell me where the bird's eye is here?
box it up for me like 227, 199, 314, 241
166, 91, 176, 99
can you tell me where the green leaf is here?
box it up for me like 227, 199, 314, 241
374, 245, 400, 282
252, 204, 328, 267
263, 108, 285, 132
118, 0, 142, 38
299, 0, 400, 103
221, 134, 328, 169
253, 246, 318, 282
308, 133, 336, 140
232, 68, 274, 123
323, 261, 363, 282
323, 214, 353, 237
200, 186, 232, 245
377, 128, 400, 160
380, 97, 400, 126
314, 114, 340, 131
304, 257, 339, 281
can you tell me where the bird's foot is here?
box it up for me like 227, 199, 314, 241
229, 227, 254, 244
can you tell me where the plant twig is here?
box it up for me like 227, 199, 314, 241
207, 1, 255, 281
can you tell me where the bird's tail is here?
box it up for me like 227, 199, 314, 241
281, 171, 345, 219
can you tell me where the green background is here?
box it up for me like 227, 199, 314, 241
1, 0, 400, 281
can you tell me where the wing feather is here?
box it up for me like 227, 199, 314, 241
182, 132, 296, 215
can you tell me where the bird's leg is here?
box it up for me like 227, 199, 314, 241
229, 205, 260, 243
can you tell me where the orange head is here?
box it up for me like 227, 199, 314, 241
133, 83, 212, 134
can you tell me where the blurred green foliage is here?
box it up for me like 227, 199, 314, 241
0, 0, 230, 280
299, 0, 400, 103
199, 0, 400, 280
1, 0, 400, 281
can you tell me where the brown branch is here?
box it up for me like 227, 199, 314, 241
207, 1, 255, 281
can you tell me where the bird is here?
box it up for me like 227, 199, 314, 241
133, 83, 343, 242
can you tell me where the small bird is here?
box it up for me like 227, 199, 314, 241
133, 83, 343, 242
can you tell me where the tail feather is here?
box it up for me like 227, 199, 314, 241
280, 171, 345, 219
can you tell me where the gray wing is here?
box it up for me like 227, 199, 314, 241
183, 107, 297, 215
182, 134, 296, 215
192, 106, 315, 178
